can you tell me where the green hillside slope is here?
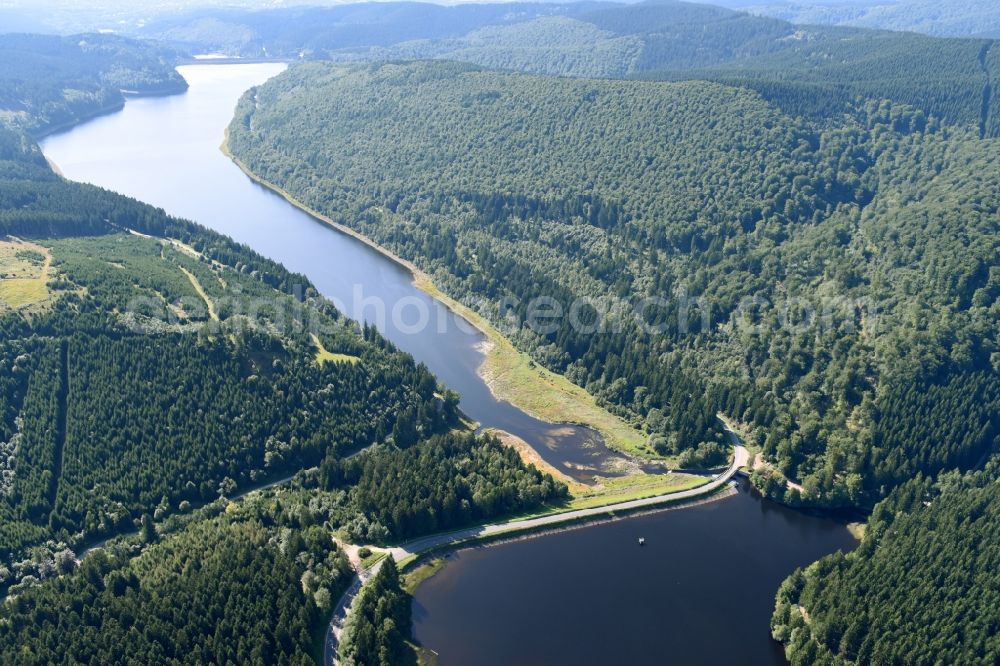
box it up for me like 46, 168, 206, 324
228, 60, 999, 509
0, 33, 186, 135
0, 38, 563, 662
772, 468, 1000, 664
735, 0, 1000, 39
137, 1, 998, 133
0, 124, 449, 566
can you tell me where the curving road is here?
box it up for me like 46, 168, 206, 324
324, 422, 749, 664
386, 436, 747, 563
78, 444, 378, 563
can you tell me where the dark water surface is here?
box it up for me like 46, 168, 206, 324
413, 481, 856, 665
40, 65, 856, 665
40, 63, 632, 481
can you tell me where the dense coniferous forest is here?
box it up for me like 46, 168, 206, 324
137, 2, 598, 58
0, 33, 566, 663
2, 4, 999, 663
0, 494, 353, 665
338, 558, 414, 666
0, 36, 435, 570
651, 30, 992, 128
772, 467, 1000, 664
727, 0, 1000, 39
988, 43, 1000, 138
0, 33, 186, 135
229, 59, 999, 509
0, 217, 449, 570
138, 0, 998, 133
321, 431, 567, 540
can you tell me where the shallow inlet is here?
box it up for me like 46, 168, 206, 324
40, 63, 643, 481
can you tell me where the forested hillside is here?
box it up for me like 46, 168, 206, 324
416, 4, 994, 129
0, 133, 449, 581
136, 0, 998, 133
338, 558, 413, 666
321, 431, 568, 541
137, 2, 604, 58
0, 432, 564, 665
988, 43, 1000, 138
2, 6, 998, 663
0, 33, 186, 135
0, 485, 354, 664
772, 466, 1000, 664
651, 28, 992, 128
229, 60, 999, 509
732, 0, 1000, 39
0, 35, 570, 664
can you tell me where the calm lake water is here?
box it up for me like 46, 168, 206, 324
413, 481, 855, 665
41, 63, 632, 481
40, 64, 856, 665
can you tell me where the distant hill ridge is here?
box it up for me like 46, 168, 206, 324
137, 1, 997, 133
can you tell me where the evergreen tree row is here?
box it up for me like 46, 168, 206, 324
229, 60, 999, 508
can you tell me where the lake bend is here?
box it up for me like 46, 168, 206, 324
40, 63, 857, 666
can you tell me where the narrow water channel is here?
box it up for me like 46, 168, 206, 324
40, 64, 856, 665
41, 63, 631, 481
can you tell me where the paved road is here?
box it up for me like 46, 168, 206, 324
324, 564, 380, 664
324, 422, 749, 664
386, 436, 747, 562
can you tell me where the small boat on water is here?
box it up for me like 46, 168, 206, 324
638, 537, 646, 546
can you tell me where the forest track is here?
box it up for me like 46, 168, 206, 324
179, 265, 219, 321
47, 339, 69, 520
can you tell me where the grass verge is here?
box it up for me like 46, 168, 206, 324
222, 133, 649, 459
311, 333, 361, 365
360, 549, 387, 571
397, 483, 736, 576
565, 473, 710, 510
403, 557, 447, 595
512, 472, 711, 520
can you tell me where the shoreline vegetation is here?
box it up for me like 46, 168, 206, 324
36, 75, 755, 664
484, 429, 715, 514
388, 440, 748, 588
220, 129, 653, 465
328, 435, 750, 661
399, 483, 739, 584
345, 483, 740, 664
39, 62, 657, 478
29, 82, 190, 141
30, 75, 678, 574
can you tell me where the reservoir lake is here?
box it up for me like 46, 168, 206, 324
40, 63, 856, 666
